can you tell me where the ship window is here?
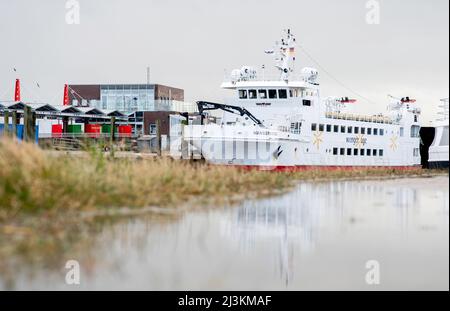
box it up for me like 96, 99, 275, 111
341, 126, 345, 133
258, 89, 267, 99
361, 127, 366, 135
354, 127, 359, 134
414, 115, 418, 123
373, 149, 378, 156
334, 125, 339, 133
347, 148, 352, 156
268, 89, 277, 99
367, 149, 371, 156
354, 149, 358, 156
347, 126, 353, 134
380, 129, 384, 136
440, 126, 449, 146
291, 122, 301, 134
413, 148, 419, 157
319, 124, 324, 132
289, 90, 293, 97
367, 128, 372, 135
340, 148, 345, 155
249, 90, 257, 99
311, 123, 317, 131
303, 99, 312, 106
333, 148, 338, 155
400, 127, 404, 137
238, 90, 248, 99
278, 89, 288, 99
373, 128, 378, 135
326, 124, 332, 132
360, 149, 365, 156
379, 149, 384, 156
410, 125, 420, 138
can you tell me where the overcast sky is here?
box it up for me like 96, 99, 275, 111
0, 0, 448, 123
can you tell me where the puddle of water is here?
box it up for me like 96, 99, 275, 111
3, 176, 449, 290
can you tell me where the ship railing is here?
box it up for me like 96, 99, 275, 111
325, 111, 394, 124
222, 72, 310, 83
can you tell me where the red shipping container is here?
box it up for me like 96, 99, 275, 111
118, 125, 132, 137
52, 124, 63, 138
85, 124, 102, 138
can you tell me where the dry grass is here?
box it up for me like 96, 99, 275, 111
0, 138, 291, 220
0, 138, 443, 221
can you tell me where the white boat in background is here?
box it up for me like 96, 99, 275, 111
428, 98, 449, 169
185, 30, 422, 170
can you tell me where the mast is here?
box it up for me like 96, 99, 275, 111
271, 29, 296, 81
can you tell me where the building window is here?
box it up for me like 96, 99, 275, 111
400, 127, 404, 137
414, 115, 418, 123
373, 149, 378, 156
354, 127, 359, 134
249, 90, 257, 99
334, 125, 339, 133
311, 123, 317, 131
303, 99, 312, 106
149, 124, 157, 135
354, 149, 358, 156
239, 90, 248, 99
319, 124, 324, 132
347, 126, 353, 134
380, 129, 384, 136
333, 148, 338, 155
258, 89, 267, 99
360, 149, 365, 156
367, 149, 371, 156
326, 124, 332, 132
413, 148, 419, 157
367, 128, 372, 135
347, 148, 352, 156
379, 149, 384, 156
278, 89, 288, 99
373, 128, 378, 135
341, 126, 345, 133
268, 89, 277, 99
361, 127, 366, 135
340, 148, 345, 155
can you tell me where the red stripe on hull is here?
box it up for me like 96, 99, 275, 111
232, 165, 422, 172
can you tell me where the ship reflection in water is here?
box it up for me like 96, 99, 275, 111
4, 177, 449, 290
223, 178, 448, 288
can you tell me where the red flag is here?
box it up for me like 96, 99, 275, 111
14, 79, 21, 101
63, 84, 69, 105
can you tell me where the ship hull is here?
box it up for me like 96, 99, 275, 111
189, 134, 421, 168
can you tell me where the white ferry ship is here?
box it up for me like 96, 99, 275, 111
186, 30, 422, 170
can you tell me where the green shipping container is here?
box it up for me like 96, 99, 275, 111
67, 124, 82, 134
101, 124, 118, 133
